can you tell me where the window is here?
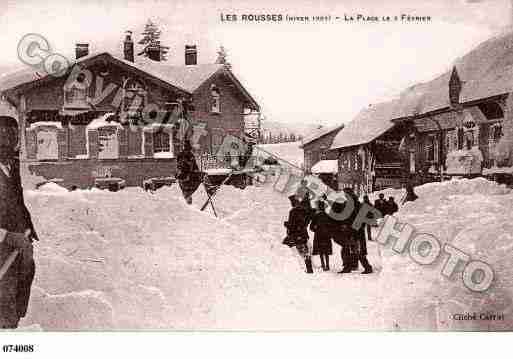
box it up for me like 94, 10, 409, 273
465, 131, 474, 150
153, 130, 170, 153
63, 72, 90, 109
36, 130, 59, 160
123, 78, 147, 119
98, 127, 119, 159
490, 123, 503, 143
212, 128, 225, 153
146, 124, 174, 158
211, 85, 221, 113
457, 127, 464, 150
425, 135, 438, 162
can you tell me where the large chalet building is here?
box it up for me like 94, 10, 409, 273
329, 32, 513, 195
0, 32, 259, 189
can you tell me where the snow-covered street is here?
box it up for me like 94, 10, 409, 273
17, 176, 513, 331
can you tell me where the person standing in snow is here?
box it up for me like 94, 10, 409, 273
283, 195, 313, 274
309, 200, 333, 271
329, 190, 357, 273
345, 189, 373, 274
386, 196, 399, 216
0, 116, 38, 329
295, 179, 315, 221
374, 193, 387, 218
362, 195, 375, 242
176, 140, 203, 204
402, 183, 419, 204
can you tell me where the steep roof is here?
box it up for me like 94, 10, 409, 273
330, 100, 400, 150
300, 123, 344, 148
0, 53, 259, 110
0, 52, 191, 97
135, 60, 223, 92
330, 32, 513, 151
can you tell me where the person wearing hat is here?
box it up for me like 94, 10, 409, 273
309, 200, 333, 271
0, 116, 38, 329
283, 194, 313, 273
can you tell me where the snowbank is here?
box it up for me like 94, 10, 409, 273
378, 177, 513, 330
18, 172, 513, 331
255, 142, 303, 169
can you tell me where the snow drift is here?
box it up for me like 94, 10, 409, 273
16, 176, 513, 331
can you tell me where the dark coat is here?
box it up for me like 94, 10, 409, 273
387, 200, 399, 215
374, 199, 387, 217
309, 211, 333, 255
328, 200, 354, 247
0, 156, 36, 328
284, 206, 310, 246
176, 149, 203, 198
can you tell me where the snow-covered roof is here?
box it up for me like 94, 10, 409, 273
0, 52, 191, 95
311, 159, 338, 174
300, 124, 344, 148
330, 101, 400, 150
28, 121, 63, 130
0, 52, 259, 110
86, 113, 122, 130
135, 60, 223, 92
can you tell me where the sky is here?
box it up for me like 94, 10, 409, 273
0, 0, 512, 126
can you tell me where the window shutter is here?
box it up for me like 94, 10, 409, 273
128, 127, 143, 156
118, 126, 128, 158
144, 131, 154, 158
57, 128, 68, 160
25, 129, 37, 160
88, 130, 99, 159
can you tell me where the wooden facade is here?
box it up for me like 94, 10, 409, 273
333, 124, 408, 195
1, 50, 259, 189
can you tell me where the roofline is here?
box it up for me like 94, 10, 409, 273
219, 67, 260, 111
299, 124, 345, 148
329, 121, 404, 151
2, 52, 192, 98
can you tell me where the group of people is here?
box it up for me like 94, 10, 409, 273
283, 185, 377, 275
373, 193, 399, 217
283, 180, 418, 275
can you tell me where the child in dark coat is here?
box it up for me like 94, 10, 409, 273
309, 200, 333, 271
283, 195, 313, 273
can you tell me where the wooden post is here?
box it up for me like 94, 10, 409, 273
18, 95, 27, 161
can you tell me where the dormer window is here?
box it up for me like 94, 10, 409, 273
210, 84, 221, 113
63, 72, 91, 109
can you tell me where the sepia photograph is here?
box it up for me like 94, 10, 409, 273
0, 0, 512, 349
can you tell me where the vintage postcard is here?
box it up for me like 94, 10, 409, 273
0, 0, 512, 341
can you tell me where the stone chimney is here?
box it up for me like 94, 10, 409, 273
147, 41, 161, 62
185, 45, 197, 65
123, 31, 134, 62
75, 43, 89, 60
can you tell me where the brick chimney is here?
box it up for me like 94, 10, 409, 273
185, 45, 197, 65
147, 41, 161, 61
449, 66, 462, 107
75, 43, 89, 60
123, 31, 134, 62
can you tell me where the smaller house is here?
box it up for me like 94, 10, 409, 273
301, 124, 343, 190
329, 101, 409, 195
